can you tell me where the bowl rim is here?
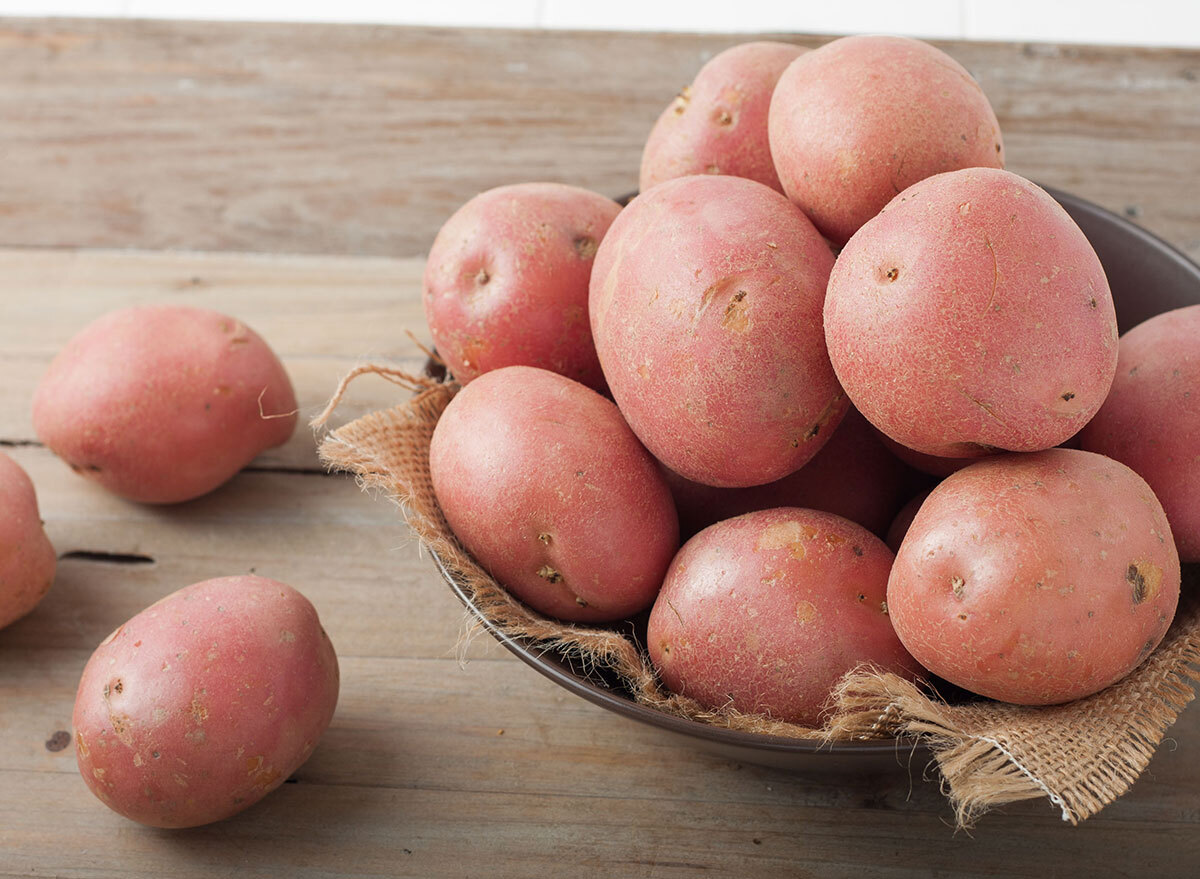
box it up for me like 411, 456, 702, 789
430, 184, 1200, 757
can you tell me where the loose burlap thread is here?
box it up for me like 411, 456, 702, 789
314, 365, 1200, 828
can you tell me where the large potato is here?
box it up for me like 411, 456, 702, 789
825, 168, 1118, 457
590, 174, 844, 487
423, 182, 621, 391
73, 575, 339, 828
429, 366, 678, 622
640, 41, 806, 193
768, 34, 1004, 245
33, 305, 297, 504
888, 449, 1180, 705
1080, 305, 1200, 562
0, 452, 56, 630
664, 407, 918, 538
647, 508, 921, 726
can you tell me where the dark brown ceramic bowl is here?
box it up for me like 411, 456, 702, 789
431, 186, 1200, 773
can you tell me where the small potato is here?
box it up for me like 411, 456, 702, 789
33, 306, 297, 504
664, 408, 918, 538
1080, 305, 1200, 562
888, 449, 1180, 705
423, 183, 621, 391
768, 34, 1004, 245
640, 41, 806, 193
0, 452, 56, 630
591, 174, 844, 487
825, 168, 1118, 457
647, 508, 921, 726
885, 489, 932, 554
429, 366, 678, 622
73, 575, 339, 828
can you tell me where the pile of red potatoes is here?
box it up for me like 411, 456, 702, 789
424, 35, 1198, 726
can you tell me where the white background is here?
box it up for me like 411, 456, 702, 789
2, 1, 1200, 47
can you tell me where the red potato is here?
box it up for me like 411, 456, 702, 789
73, 576, 339, 828
664, 407, 918, 538
640, 41, 806, 193
878, 433, 982, 477
33, 306, 297, 504
647, 508, 921, 726
1080, 305, 1200, 562
0, 452, 56, 630
423, 182, 621, 391
885, 489, 933, 553
768, 34, 1004, 245
590, 174, 844, 488
825, 168, 1118, 457
429, 366, 678, 622
888, 449, 1180, 705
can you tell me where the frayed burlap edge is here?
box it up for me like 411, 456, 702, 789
314, 364, 1200, 828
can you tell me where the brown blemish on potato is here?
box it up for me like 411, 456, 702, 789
705, 163, 720, 174
173, 772, 189, 788
537, 565, 563, 584
721, 290, 750, 333
537, 532, 552, 545
279, 629, 295, 643
951, 576, 966, 599
756, 520, 816, 559
1127, 561, 1162, 604
1061, 391, 1075, 402
76, 733, 90, 758
671, 86, 691, 115
190, 692, 209, 725
852, 545, 863, 557
957, 388, 1008, 426
184, 728, 206, 745
713, 109, 733, 126
983, 234, 999, 312
885, 267, 899, 282
795, 601, 817, 624
474, 268, 490, 286
572, 236, 597, 260
575, 596, 588, 607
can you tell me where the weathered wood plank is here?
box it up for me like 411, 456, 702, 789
0, 20, 1196, 259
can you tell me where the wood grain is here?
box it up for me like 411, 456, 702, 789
1, 16, 1199, 879
0, 19, 1197, 260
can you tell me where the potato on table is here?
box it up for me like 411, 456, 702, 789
423, 182, 621, 392
640, 41, 806, 194
429, 366, 679, 622
888, 449, 1180, 705
590, 174, 843, 488
768, 34, 1005, 245
647, 508, 921, 726
1081, 305, 1200, 562
0, 452, 56, 630
73, 575, 340, 828
825, 168, 1118, 457
33, 305, 297, 504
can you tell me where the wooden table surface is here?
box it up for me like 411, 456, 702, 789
1, 17, 1199, 878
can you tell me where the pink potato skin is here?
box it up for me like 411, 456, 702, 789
73, 576, 339, 828
1080, 305, 1200, 562
32, 306, 297, 504
423, 183, 622, 391
0, 452, 56, 630
590, 174, 845, 488
768, 34, 1004, 245
888, 449, 1180, 705
825, 168, 1118, 457
640, 41, 806, 193
664, 407, 918, 539
429, 366, 679, 622
647, 508, 922, 726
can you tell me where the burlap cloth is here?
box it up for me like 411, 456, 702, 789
314, 366, 1200, 828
